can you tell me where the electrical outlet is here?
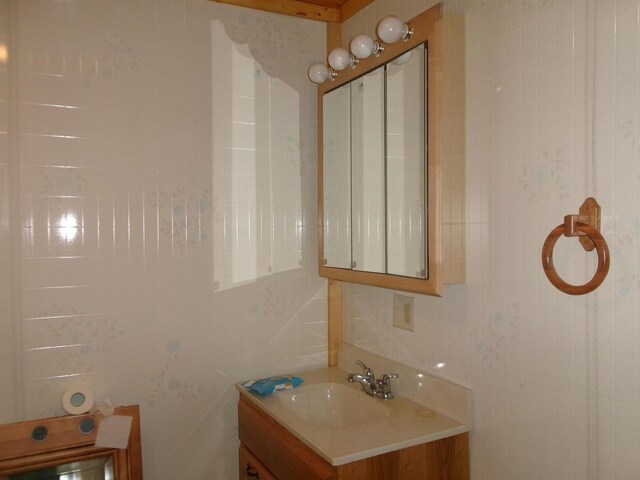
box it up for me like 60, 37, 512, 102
393, 294, 414, 332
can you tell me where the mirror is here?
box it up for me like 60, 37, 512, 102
318, 5, 464, 296
0, 405, 142, 480
3, 457, 114, 480
322, 82, 351, 270
386, 45, 426, 278
351, 65, 385, 273
322, 44, 426, 279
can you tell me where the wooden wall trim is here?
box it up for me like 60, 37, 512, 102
211, 0, 375, 23
213, 0, 340, 22
328, 279, 343, 367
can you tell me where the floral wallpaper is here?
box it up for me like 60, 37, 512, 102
4, 1, 326, 478
343, 0, 640, 478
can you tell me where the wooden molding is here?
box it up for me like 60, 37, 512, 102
211, 0, 374, 23
212, 0, 340, 22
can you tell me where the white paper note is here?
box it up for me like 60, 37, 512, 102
95, 415, 133, 449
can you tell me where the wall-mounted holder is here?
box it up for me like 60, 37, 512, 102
541, 197, 610, 295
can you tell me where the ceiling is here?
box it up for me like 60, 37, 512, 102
212, 0, 374, 23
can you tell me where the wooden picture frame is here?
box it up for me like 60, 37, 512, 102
0, 405, 143, 479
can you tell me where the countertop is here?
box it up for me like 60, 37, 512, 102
236, 364, 471, 466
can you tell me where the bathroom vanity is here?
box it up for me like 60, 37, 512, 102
238, 395, 468, 480
237, 345, 472, 480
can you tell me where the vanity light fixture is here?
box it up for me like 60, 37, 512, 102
306, 15, 414, 83
328, 47, 359, 71
308, 62, 336, 84
349, 34, 384, 59
376, 15, 413, 44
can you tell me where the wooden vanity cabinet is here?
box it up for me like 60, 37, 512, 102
238, 396, 469, 480
239, 445, 277, 480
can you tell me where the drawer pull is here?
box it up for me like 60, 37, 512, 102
246, 463, 260, 478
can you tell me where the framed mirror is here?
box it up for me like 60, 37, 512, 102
0, 405, 143, 480
317, 4, 464, 296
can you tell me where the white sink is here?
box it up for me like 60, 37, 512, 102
274, 382, 391, 428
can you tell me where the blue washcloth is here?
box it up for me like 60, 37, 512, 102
243, 375, 304, 395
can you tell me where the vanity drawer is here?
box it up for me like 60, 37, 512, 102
238, 396, 335, 480
239, 445, 276, 480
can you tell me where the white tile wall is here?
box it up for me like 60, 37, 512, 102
7, 0, 640, 478
343, 0, 640, 478
2, 1, 326, 478
0, 0, 15, 425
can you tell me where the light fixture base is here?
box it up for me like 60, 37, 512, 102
402, 24, 414, 41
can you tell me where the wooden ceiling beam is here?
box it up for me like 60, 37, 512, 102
212, 0, 340, 23
211, 0, 375, 23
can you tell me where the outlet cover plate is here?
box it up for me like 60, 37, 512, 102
393, 294, 414, 332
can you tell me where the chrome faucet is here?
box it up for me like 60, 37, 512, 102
346, 360, 399, 399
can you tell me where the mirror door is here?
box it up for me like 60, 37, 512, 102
322, 83, 352, 269
321, 44, 426, 279
351, 66, 385, 273
386, 44, 426, 278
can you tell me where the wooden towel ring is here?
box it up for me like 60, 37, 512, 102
541, 198, 610, 295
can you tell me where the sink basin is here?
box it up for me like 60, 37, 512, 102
274, 382, 391, 428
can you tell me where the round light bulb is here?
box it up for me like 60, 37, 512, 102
350, 34, 376, 59
391, 50, 412, 65
328, 47, 355, 71
308, 62, 330, 84
377, 15, 409, 44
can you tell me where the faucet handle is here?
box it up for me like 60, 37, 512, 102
355, 360, 375, 380
379, 373, 399, 384
377, 373, 399, 399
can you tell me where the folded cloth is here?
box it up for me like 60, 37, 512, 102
243, 375, 304, 395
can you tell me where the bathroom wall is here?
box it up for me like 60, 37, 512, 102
4, 1, 326, 478
343, 0, 638, 478
0, 0, 16, 425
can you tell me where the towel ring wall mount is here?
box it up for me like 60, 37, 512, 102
541, 198, 610, 295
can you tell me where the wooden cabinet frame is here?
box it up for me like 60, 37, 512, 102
321, 4, 464, 366
318, 3, 465, 297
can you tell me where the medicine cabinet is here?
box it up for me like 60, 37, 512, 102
318, 5, 465, 296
